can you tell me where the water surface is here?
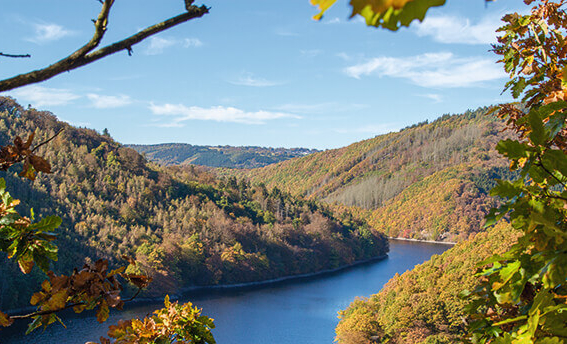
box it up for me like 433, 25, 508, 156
3, 240, 449, 344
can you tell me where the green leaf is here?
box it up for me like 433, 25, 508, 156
354, 0, 446, 31
528, 107, 547, 146
496, 139, 529, 160
511, 77, 527, 98
0, 213, 20, 226
28, 216, 62, 233
25, 316, 42, 335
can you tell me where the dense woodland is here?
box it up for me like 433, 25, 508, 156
129, 143, 318, 169
335, 222, 519, 344
233, 108, 515, 242
0, 96, 387, 310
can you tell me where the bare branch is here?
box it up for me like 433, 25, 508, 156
8, 285, 144, 321
0, 4, 209, 92
0, 52, 31, 59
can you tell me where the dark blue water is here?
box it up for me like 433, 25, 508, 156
2, 240, 449, 344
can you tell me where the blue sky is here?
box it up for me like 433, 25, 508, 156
0, 0, 525, 149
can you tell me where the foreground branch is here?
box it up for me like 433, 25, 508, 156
0, 4, 209, 92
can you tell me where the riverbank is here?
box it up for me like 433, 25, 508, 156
389, 237, 456, 245
179, 253, 389, 295
4, 254, 389, 315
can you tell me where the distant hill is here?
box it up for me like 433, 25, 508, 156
230, 107, 515, 242
127, 143, 318, 169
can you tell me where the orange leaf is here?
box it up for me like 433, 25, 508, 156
121, 255, 136, 266
18, 257, 34, 274
23, 132, 35, 150
29, 155, 51, 173
0, 310, 13, 327
126, 274, 152, 289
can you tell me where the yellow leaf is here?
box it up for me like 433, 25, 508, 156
96, 300, 109, 323
46, 289, 68, 310
310, 0, 338, 20
30, 292, 44, 306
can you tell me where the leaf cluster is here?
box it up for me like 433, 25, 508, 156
466, 1, 567, 342
310, 0, 447, 31
91, 295, 215, 344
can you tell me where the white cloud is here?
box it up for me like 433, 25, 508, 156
274, 102, 369, 115
149, 103, 300, 125
414, 14, 501, 45
345, 52, 506, 88
27, 23, 75, 43
145, 37, 176, 55
8, 86, 80, 107
87, 94, 132, 108
229, 73, 281, 87
145, 36, 202, 55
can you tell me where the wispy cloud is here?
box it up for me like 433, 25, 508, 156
419, 93, 443, 103
345, 52, 506, 88
336, 52, 352, 61
183, 38, 203, 48
8, 86, 80, 107
414, 14, 502, 45
275, 28, 299, 37
149, 103, 301, 125
325, 17, 341, 24
273, 102, 368, 115
144, 36, 202, 55
229, 72, 281, 87
300, 49, 323, 58
87, 94, 132, 109
27, 22, 75, 44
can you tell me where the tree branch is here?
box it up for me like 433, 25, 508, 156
0, 52, 31, 59
0, 4, 209, 92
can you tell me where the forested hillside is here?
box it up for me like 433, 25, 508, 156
335, 222, 519, 344
128, 143, 317, 169
236, 108, 515, 242
0, 97, 387, 310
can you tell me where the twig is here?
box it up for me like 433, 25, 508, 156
10, 302, 83, 319
0, 52, 31, 59
31, 128, 65, 153
0, 4, 209, 92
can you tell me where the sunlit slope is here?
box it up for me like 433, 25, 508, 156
239, 107, 513, 241
335, 222, 518, 344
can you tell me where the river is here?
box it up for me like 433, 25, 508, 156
2, 240, 449, 344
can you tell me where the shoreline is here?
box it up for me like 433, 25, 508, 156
388, 237, 456, 245
5, 254, 388, 315
178, 253, 389, 295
